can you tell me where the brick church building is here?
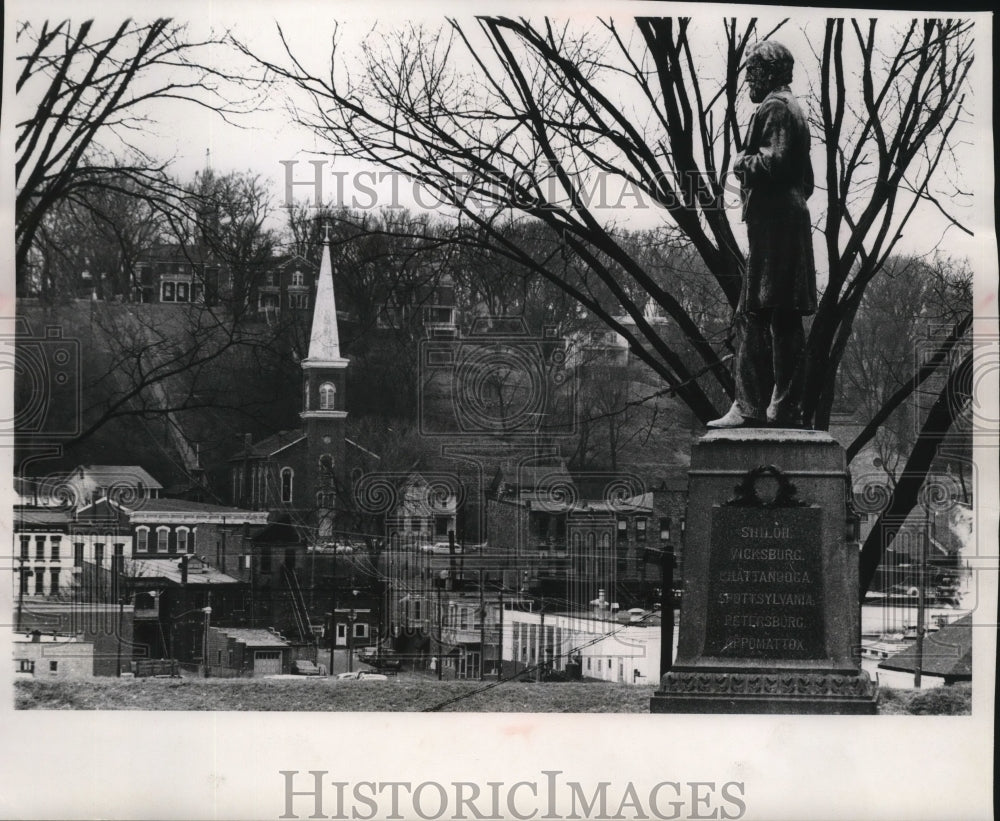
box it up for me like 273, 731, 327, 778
224, 232, 382, 646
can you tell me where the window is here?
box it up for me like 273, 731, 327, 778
435, 517, 450, 538
659, 518, 671, 541
20, 536, 29, 560
188, 530, 196, 554
177, 528, 189, 555
617, 518, 628, 542
35, 536, 45, 560
319, 382, 336, 410
94, 544, 104, 567
18, 659, 34, 674
74, 543, 84, 567
353, 623, 368, 639
336, 623, 347, 640
156, 528, 169, 554
290, 292, 308, 309
162, 281, 175, 302
291, 270, 305, 287
280, 468, 293, 504
114, 544, 125, 573
176, 282, 189, 302
50, 536, 61, 560
49, 660, 58, 673
50, 569, 60, 595
636, 518, 647, 543
192, 284, 203, 303
136, 528, 149, 553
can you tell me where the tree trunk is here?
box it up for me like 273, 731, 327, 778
857, 350, 972, 596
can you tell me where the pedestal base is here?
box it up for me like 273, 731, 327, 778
650, 667, 878, 715
651, 428, 877, 715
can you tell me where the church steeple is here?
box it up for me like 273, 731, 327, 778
301, 227, 348, 539
304, 228, 348, 367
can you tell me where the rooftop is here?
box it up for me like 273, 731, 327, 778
214, 628, 290, 647
878, 614, 973, 678
231, 430, 306, 460
130, 557, 243, 586
72, 465, 163, 489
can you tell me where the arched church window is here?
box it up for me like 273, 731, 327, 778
319, 382, 336, 410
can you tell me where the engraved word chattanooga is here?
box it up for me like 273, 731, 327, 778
704, 506, 824, 659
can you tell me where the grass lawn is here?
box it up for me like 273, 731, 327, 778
14, 677, 971, 714
14, 676, 658, 712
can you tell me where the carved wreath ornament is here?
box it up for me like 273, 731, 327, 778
725, 464, 807, 508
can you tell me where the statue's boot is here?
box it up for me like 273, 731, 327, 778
706, 404, 765, 429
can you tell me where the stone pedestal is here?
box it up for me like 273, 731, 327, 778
650, 428, 877, 714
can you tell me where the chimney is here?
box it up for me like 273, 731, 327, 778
31, 630, 42, 643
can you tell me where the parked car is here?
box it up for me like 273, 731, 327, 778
357, 649, 403, 672
292, 660, 322, 676
418, 542, 458, 554
335, 670, 388, 681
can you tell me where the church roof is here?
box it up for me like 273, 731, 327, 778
230, 430, 306, 460
304, 238, 348, 367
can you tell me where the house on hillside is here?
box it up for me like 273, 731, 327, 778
250, 254, 318, 318
133, 242, 226, 305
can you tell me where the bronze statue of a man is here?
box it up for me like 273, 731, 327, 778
708, 41, 816, 429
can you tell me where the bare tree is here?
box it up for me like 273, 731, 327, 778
241, 15, 974, 595
15, 17, 265, 288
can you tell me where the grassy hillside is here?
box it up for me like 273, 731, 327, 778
16, 677, 657, 712
14, 677, 970, 714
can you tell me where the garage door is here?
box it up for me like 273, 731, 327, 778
254, 650, 282, 675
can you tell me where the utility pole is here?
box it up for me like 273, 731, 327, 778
437, 582, 443, 680
536, 595, 545, 682
478, 570, 485, 681
202, 592, 212, 678
915, 503, 929, 688
348, 586, 358, 673
328, 554, 338, 675
116, 596, 124, 677
497, 587, 504, 682
659, 523, 675, 678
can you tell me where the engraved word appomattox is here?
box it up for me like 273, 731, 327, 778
705, 505, 824, 659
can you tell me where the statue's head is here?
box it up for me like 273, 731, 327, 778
745, 41, 794, 103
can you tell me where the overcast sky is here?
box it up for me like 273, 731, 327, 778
6, 1, 992, 270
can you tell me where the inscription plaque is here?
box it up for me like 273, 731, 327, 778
705, 505, 824, 659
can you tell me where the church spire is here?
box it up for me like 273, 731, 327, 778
304, 225, 347, 368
